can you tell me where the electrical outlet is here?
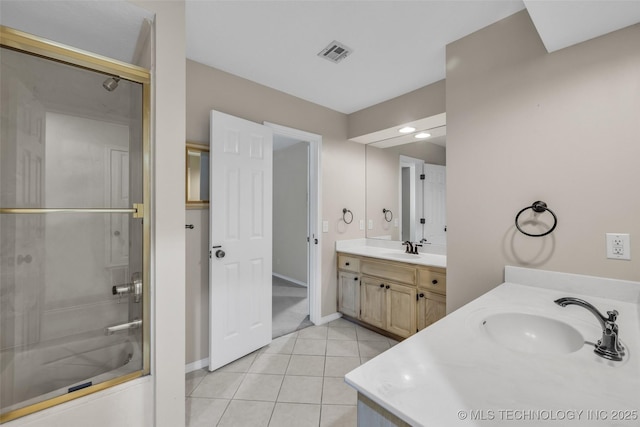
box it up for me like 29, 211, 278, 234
606, 233, 631, 260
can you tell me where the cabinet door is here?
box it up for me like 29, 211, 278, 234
338, 271, 360, 318
386, 283, 416, 338
360, 276, 386, 330
417, 290, 446, 331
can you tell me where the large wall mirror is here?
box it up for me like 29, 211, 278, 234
364, 115, 447, 247
186, 142, 210, 208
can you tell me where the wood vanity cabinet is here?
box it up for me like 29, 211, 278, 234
337, 253, 444, 339
338, 271, 360, 319
417, 267, 447, 331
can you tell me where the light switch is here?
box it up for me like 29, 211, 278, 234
359, 219, 365, 230
322, 220, 329, 233
368, 219, 373, 230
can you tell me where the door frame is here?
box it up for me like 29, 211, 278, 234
264, 122, 322, 325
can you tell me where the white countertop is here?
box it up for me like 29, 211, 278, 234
345, 267, 640, 426
336, 238, 447, 268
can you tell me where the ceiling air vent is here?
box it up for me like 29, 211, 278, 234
317, 40, 353, 64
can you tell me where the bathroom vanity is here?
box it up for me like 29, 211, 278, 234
345, 266, 640, 426
336, 239, 447, 339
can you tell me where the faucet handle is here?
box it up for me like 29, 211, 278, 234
607, 310, 619, 322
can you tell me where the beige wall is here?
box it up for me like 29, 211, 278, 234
446, 11, 640, 312
185, 60, 365, 364
348, 79, 445, 139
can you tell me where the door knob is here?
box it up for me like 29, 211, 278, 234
215, 249, 226, 258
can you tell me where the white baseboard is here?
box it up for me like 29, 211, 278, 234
272, 272, 307, 287
313, 312, 342, 326
185, 357, 209, 373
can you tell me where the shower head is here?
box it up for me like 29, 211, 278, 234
102, 77, 120, 92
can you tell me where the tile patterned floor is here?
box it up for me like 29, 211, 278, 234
185, 318, 398, 427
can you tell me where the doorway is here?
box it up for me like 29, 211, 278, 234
272, 137, 311, 337
267, 123, 322, 336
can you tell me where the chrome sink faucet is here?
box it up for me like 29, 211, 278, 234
554, 297, 625, 361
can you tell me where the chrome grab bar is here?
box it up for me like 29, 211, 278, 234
105, 319, 142, 335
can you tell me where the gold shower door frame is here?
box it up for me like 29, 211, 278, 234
0, 26, 151, 423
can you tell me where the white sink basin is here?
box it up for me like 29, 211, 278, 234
481, 313, 585, 355
382, 251, 421, 260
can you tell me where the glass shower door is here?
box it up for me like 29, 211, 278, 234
0, 28, 149, 422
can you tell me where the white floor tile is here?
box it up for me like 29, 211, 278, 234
185, 369, 208, 396
234, 373, 284, 402
324, 356, 361, 378
327, 327, 357, 341
217, 400, 275, 427
325, 340, 359, 357
286, 355, 325, 376
190, 372, 245, 399
358, 340, 390, 358
186, 397, 229, 427
262, 334, 297, 354
321, 377, 357, 405
320, 404, 357, 427
293, 338, 327, 356
277, 375, 323, 404
297, 325, 329, 340
249, 353, 291, 375
216, 351, 260, 373
269, 402, 321, 427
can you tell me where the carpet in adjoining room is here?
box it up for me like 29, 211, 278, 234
272, 275, 313, 338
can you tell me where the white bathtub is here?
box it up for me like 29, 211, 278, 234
1, 331, 142, 413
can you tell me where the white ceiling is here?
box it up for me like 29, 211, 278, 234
2, 0, 639, 117
186, 1, 640, 115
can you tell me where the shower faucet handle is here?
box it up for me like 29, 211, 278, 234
112, 272, 142, 303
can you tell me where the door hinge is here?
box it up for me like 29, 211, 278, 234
133, 203, 144, 219
420, 218, 425, 224
420, 174, 425, 180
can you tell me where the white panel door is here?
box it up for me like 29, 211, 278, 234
422, 164, 447, 245
209, 110, 273, 371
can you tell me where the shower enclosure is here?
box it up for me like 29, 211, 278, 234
0, 27, 150, 422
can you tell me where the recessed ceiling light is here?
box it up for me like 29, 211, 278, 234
398, 126, 416, 134
415, 132, 431, 139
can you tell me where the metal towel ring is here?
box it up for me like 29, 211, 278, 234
382, 208, 393, 223
515, 201, 557, 237
342, 208, 353, 224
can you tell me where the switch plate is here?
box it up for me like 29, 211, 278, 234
359, 219, 365, 230
322, 220, 329, 233
368, 219, 373, 230
606, 233, 630, 260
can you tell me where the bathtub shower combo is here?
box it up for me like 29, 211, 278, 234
0, 27, 150, 422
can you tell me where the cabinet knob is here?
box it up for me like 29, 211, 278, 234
419, 293, 425, 298
432, 279, 438, 285
354, 277, 358, 281
385, 285, 390, 289
379, 284, 385, 288
345, 262, 350, 266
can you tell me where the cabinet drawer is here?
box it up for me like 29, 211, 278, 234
361, 259, 415, 285
338, 255, 360, 273
418, 268, 446, 295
